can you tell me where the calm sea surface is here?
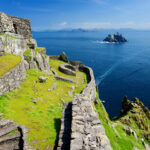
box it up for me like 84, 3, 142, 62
33, 30, 150, 119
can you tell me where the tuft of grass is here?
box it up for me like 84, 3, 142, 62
23, 49, 32, 61
35, 47, 46, 54
0, 33, 18, 39
0, 54, 21, 77
8, 129, 18, 136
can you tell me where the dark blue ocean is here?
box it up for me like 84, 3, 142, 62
33, 29, 150, 119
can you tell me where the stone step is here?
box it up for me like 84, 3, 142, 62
0, 132, 20, 144
0, 124, 17, 137
0, 119, 13, 128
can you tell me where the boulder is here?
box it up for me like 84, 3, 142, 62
59, 52, 69, 62
31, 98, 37, 104
103, 32, 127, 43
38, 76, 47, 83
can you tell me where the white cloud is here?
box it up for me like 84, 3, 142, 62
77, 22, 112, 29
43, 21, 150, 31
65, 21, 135, 30
60, 22, 67, 26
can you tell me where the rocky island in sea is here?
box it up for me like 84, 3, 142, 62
103, 32, 127, 43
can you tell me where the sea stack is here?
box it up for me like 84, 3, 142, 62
103, 32, 127, 43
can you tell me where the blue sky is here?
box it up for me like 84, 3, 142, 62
1, 0, 150, 30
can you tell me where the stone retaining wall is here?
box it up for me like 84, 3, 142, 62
0, 60, 26, 96
57, 65, 112, 150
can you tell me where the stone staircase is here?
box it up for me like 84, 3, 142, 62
0, 118, 34, 150
0, 119, 22, 150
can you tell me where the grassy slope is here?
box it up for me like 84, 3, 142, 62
0, 59, 87, 150
94, 92, 148, 150
0, 54, 21, 77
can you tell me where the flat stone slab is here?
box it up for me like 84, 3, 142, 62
54, 75, 76, 83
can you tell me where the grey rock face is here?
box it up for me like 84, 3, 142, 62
0, 60, 26, 96
23, 49, 50, 72
0, 33, 26, 56
103, 32, 127, 43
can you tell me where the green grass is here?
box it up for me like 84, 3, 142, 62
35, 47, 46, 54
49, 59, 87, 83
0, 54, 21, 77
0, 33, 18, 39
0, 59, 87, 149
23, 49, 32, 61
94, 92, 147, 150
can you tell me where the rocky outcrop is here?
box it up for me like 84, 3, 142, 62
0, 60, 26, 96
103, 32, 127, 43
59, 52, 69, 62
23, 49, 50, 72
0, 117, 34, 150
57, 65, 112, 150
121, 96, 133, 114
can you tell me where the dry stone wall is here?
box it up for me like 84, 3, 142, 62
0, 60, 26, 96
0, 12, 32, 39
57, 65, 112, 150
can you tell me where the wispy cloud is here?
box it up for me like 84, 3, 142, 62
60, 21, 67, 26
52, 21, 150, 30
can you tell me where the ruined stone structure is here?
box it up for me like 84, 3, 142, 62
0, 12, 32, 39
57, 65, 112, 150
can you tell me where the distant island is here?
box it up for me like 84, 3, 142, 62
103, 32, 127, 43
